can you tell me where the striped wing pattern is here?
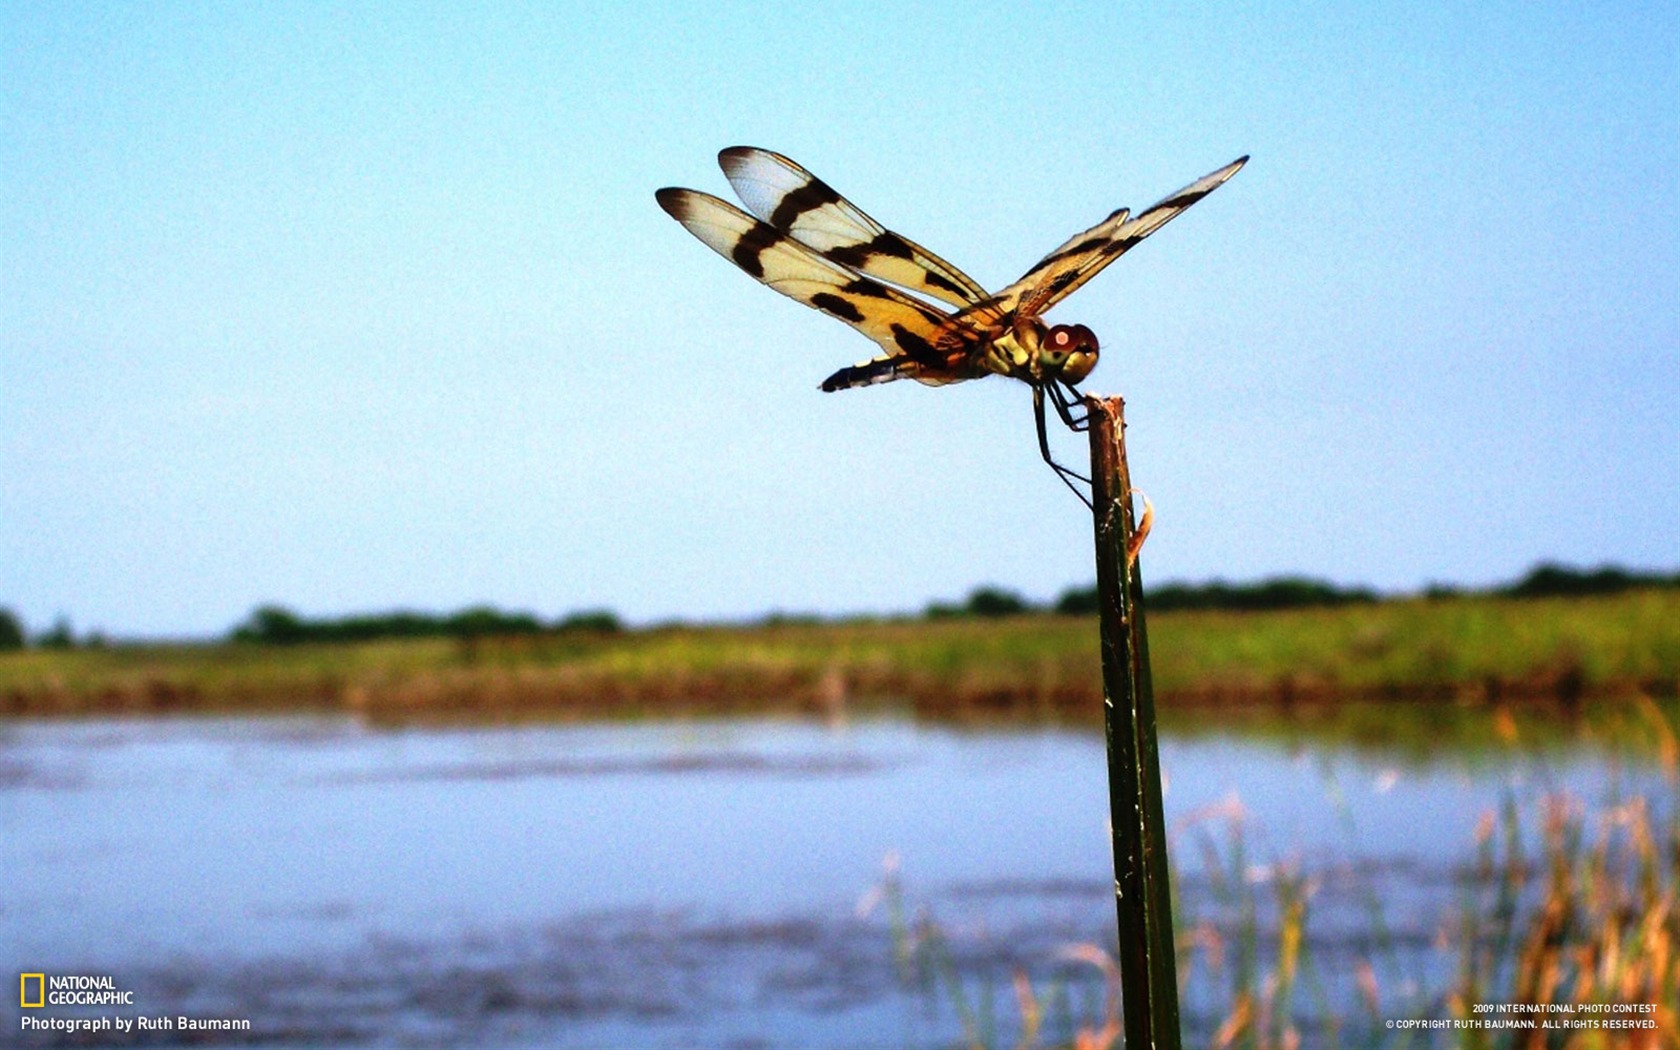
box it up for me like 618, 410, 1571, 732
943, 156, 1249, 343
658, 150, 1247, 390
654, 187, 959, 382
718, 147, 987, 308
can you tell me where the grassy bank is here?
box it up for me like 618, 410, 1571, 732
872, 715, 1680, 1049
2, 589, 1676, 725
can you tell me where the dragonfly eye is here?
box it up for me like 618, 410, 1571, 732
1044, 324, 1099, 382
1046, 324, 1098, 354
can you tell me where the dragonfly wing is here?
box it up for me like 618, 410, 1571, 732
656, 187, 968, 385
999, 155, 1249, 322
719, 147, 988, 308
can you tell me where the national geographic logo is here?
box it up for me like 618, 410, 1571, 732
18, 973, 133, 1007
17, 973, 252, 1036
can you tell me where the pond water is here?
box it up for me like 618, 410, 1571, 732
1, 712, 1668, 1048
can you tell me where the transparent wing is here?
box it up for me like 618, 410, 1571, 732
719, 147, 988, 308
656, 186, 959, 371
975, 156, 1249, 328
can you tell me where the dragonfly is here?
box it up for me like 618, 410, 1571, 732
656, 148, 1247, 505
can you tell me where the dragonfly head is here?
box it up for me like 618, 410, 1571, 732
1041, 323, 1099, 384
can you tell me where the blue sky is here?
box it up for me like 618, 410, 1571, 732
3, 2, 1676, 639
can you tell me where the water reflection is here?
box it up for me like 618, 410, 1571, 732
1, 712, 1668, 1047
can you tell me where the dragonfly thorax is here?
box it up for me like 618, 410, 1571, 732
984, 319, 1099, 386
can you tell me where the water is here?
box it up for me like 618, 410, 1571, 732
1, 713, 1666, 1047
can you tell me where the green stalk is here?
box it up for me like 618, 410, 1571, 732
1087, 396, 1182, 1047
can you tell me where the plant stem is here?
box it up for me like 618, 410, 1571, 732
1088, 395, 1182, 1047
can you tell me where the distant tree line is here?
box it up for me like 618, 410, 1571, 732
227, 605, 623, 645
0, 611, 99, 651
0, 609, 24, 650
933, 577, 1381, 619
926, 586, 1035, 619
1048, 577, 1380, 616
945, 562, 1680, 621
4, 563, 1678, 650
1432, 562, 1680, 600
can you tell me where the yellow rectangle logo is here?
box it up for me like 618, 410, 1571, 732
20, 973, 45, 1008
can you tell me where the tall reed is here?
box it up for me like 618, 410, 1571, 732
866, 697, 1678, 1048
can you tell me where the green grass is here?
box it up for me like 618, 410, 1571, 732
902, 784, 1680, 1050
2, 589, 1677, 722
866, 696, 1680, 1049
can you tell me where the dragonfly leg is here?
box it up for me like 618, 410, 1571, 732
1047, 379, 1093, 431
1034, 384, 1093, 508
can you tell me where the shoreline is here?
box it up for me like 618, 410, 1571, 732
3, 589, 1676, 723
